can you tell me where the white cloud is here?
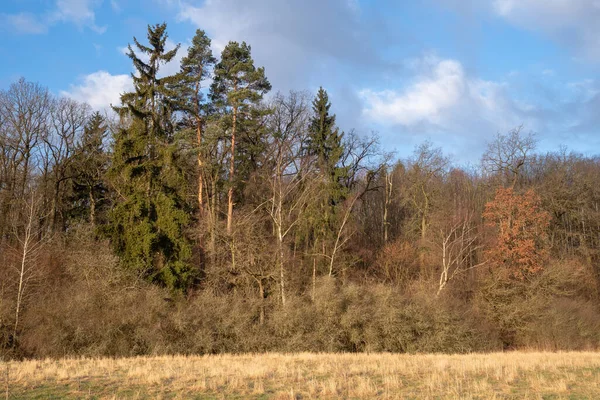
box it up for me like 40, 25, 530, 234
2, 0, 105, 34
61, 71, 133, 111
360, 56, 531, 134
52, 0, 106, 33
358, 53, 600, 159
361, 58, 466, 126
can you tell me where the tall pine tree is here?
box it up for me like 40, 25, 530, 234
176, 29, 216, 212
107, 23, 193, 291
209, 41, 271, 234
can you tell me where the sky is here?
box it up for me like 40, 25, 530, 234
1, 0, 600, 164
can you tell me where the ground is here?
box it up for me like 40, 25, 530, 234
3, 352, 600, 399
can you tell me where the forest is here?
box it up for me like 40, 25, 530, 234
1, 23, 600, 359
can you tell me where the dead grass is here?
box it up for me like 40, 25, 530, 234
2, 352, 600, 399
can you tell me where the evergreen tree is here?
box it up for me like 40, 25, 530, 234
209, 41, 271, 234
69, 112, 108, 226
302, 88, 350, 274
175, 30, 216, 212
306, 87, 348, 204
107, 23, 193, 291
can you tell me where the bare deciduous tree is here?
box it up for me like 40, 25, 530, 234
9, 191, 49, 346
482, 126, 536, 188
434, 212, 486, 296
264, 91, 315, 306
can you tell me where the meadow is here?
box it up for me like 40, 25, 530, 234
3, 352, 600, 399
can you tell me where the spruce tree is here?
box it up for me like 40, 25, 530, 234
209, 41, 271, 234
107, 23, 193, 291
69, 111, 108, 226
303, 87, 349, 271
307, 87, 348, 205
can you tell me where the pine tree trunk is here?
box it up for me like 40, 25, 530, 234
209, 176, 217, 264
195, 76, 205, 213
196, 116, 204, 212
227, 105, 237, 235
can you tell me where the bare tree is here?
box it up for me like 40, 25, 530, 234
0, 79, 51, 241
482, 126, 536, 188
44, 97, 89, 230
406, 142, 449, 274
263, 91, 315, 306
433, 212, 486, 296
9, 190, 49, 346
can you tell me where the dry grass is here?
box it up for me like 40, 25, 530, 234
2, 352, 600, 399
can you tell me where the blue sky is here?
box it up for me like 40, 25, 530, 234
2, 0, 600, 163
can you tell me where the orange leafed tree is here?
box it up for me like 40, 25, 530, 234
483, 188, 550, 280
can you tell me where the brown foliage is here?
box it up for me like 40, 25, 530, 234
483, 188, 550, 280
374, 239, 420, 286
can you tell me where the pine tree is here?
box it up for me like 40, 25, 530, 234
107, 23, 193, 291
209, 41, 271, 234
176, 29, 216, 212
69, 111, 108, 226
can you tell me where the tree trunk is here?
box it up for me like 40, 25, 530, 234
383, 170, 392, 244
195, 79, 205, 213
277, 223, 286, 306
419, 195, 428, 277
227, 106, 237, 235
312, 257, 316, 302
196, 116, 204, 212
13, 198, 35, 346
89, 187, 96, 226
258, 280, 265, 325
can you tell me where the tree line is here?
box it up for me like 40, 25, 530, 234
2, 23, 600, 358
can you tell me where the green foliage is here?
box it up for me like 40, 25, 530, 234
68, 111, 109, 225
174, 29, 216, 117
300, 88, 350, 251
306, 88, 344, 178
107, 23, 193, 291
209, 41, 272, 199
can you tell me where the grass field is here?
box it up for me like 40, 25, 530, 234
2, 352, 600, 399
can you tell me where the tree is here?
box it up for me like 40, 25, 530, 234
482, 126, 536, 189
8, 190, 49, 348
69, 112, 109, 226
176, 29, 216, 213
483, 188, 550, 280
44, 97, 90, 231
0, 79, 51, 242
263, 91, 315, 306
434, 211, 486, 296
406, 142, 449, 275
210, 41, 271, 235
107, 23, 193, 291
306, 87, 347, 204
